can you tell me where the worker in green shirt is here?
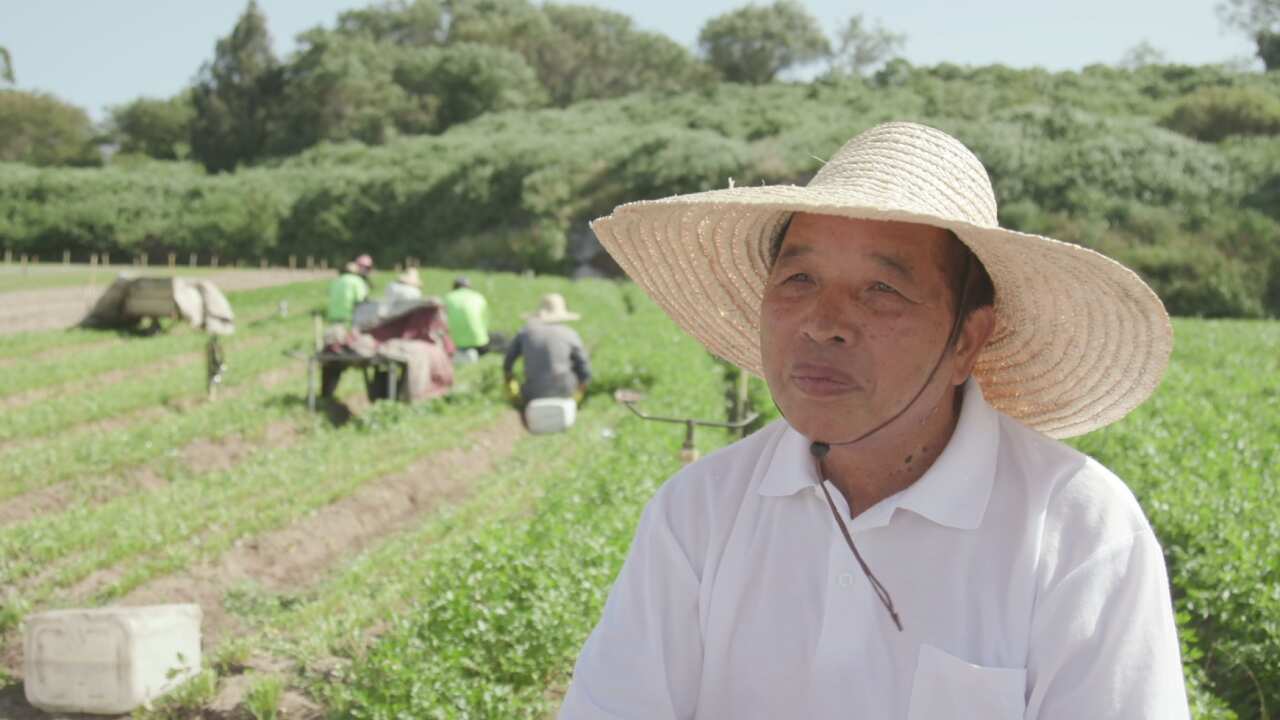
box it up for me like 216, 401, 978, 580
443, 276, 491, 355
320, 256, 374, 398
325, 260, 370, 325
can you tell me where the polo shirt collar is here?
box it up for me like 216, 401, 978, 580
757, 377, 1000, 531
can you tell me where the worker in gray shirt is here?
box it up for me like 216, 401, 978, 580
504, 293, 592, 406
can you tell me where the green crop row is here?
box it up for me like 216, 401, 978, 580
0, 371, 506, 635
319, 284, 732, 718
1072, 319, 1280, 719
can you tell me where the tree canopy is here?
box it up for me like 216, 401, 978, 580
189, 0, 282, 172
109, 94, 195, 160
0, 90, 98, 166
1218, 0, 1280, 68
0, 47, 14, 85
698, 0, 831, 84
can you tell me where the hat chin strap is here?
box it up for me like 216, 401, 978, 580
775, 254, 974, 633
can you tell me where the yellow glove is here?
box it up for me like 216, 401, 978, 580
573, 385, 585, 404
506, 378, 521, 402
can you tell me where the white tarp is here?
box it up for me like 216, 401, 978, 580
83, 275, 235, 335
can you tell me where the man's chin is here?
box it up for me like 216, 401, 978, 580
778, 406, 871, 445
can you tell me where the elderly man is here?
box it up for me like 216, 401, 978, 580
560, 123, 1188, 718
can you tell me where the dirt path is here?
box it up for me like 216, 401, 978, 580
0, 269, 330, 336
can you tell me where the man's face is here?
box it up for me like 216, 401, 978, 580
760, 213, 970, 443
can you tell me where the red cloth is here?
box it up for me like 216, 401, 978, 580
368, 304, 456, 355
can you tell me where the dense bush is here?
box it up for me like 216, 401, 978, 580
1162, 86, 1280, 142
3, 64, 1279, 316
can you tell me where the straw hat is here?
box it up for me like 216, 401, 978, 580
590, 122, 1172, 439
397, 268, 421, 287
525, 293, 581, 323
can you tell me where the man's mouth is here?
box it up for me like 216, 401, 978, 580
789, 363, 860, 397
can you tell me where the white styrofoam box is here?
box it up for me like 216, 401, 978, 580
24, 604, 202, 715
525, 397, 577, 434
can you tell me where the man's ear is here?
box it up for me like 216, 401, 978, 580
952, 305, 995, 385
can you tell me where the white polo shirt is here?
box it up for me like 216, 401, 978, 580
560, 380, 1189, 719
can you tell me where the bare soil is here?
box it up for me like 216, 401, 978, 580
0, 269, 330, 336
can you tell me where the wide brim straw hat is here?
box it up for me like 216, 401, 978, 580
590, 121, 1172, 439
524, 293, 581, 323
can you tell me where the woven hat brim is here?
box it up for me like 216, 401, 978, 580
591, 187, 1173, 439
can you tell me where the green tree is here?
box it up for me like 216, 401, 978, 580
697, 0, 830, 84
1, 46, 14, 84
189, 0, 282, 172
393, 42, 546, 129
272, 29, 426, 154
1258, 29, 1280, 69
446, 0, 555, 64
0, 90, 98, 165
335, 0, 445, 46
830, 14, 904, 76
1118, 40, 1168, 69
539, 4, 713, 105
1217, 0, 1280, 68
108, 93, 195, 160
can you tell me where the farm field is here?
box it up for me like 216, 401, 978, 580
0, 267, 1275, 719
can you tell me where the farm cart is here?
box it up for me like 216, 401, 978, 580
81, 274, 236, 397
308, 301, 456, 412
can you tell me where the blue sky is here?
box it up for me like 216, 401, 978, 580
0, 0, 1258, 121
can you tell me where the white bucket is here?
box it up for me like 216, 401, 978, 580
24, 604, 203, 715
525, 397, 577, 434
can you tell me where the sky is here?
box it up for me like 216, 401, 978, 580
0, 0, 1259, 121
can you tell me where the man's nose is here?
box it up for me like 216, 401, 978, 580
801, 296, 855, 346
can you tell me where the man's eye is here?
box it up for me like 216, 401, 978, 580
871, 281, 899, 294
783, 273, 813, 284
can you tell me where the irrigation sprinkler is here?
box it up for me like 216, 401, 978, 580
614, 389, 758, 464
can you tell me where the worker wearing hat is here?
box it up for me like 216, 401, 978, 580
560, 123, 1187, 718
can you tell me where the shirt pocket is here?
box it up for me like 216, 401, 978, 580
906, 643, 1026, 720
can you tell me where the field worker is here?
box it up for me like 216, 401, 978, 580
503, 293, 591, 407
354, 253, 374, 289
560, 122, 1188, 719
325, 261, 369, 328
443, 276, 492, 356
383, 267, 423, 317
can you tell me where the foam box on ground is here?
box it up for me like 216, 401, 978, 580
24, 604, 202, 715
525, 397, 577, 434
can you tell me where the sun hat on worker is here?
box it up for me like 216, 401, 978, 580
590, 121, 1173, 439
355, 254, 374, 270
525, 293, 581, 323
397, 268, 422, 287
